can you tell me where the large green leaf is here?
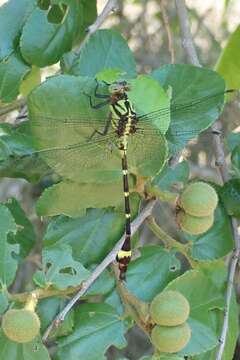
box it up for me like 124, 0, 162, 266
36, 180, 124, 217
165, 269, 226, 356
20, 1, 82, 67
151, 64, 226, 154
57, 303, 127, 360
42, 209, 125, 268
0, 332, 50, 360
0, 204, 19, 286
0, 52, 30, 103
215, 25, 240, 89
186, 204, 233, 261
125, 246, 180, 302
62, 29, 136, 78
0, 0, 35, 61
5, 198, 36, 258
34, 244, 89, 289
0, 122, 51, 182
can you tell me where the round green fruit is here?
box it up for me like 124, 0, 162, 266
177, 211, 214, 235
151, 323, 191, 353
179, 182, 218, 217
150, 290, 190, 326
2, 309, 40, 343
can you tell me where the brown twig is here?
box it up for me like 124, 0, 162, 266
160, 0, 175, 63
42, 200, 155, 342
0, 98, 26, 118
76, 0, 119, 55
175, 1, 240, 359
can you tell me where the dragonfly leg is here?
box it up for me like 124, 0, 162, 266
84, 92, 110, 109
94, 79, 110, 99
88, 116, 112, 140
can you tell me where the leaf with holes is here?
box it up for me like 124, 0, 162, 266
33, 244, 89, 289
5, 198, 36, 258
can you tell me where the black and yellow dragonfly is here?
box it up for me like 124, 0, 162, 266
24, 79, 235, 280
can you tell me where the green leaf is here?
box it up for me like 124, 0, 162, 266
85, 269, 115, 297
0, 52, 30, 103
128, 75, 170, 132
36, 180, 124, 217
0, 0, 35, 61
151, 64, 226, 154
226, 132, 240, 151
37, 297, 74, 337
219, 179, 240, 218
193, 261, 238, 360
43, 209, 125, 268
33, 244, 89, 289
20, 2, 82, 67
62, 29, 136, 78
20, 66, 41, 96
215, 25, 240, 89
140, 356, 184, 360
76, 0, 97, 43
0, 288, 9, 315
187, 204, 234, 261
5, 198, 36, 258
152, 160, 189, 192
57, 303, 127, 360
165, 269, 225, 356
231, 145, 240, 177
0, 122, 51, 183
125, 246, 180, 302
0, 332, 51, 360
0, 204, 19, 286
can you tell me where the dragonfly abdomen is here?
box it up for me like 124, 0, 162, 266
116, 147, 132, 280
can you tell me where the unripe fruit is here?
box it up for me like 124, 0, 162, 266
150, 290, 190, 326
177, 211, 214, 235
151, 322, 191, 353
2, 309, 40, 343
179, 182, 218, 217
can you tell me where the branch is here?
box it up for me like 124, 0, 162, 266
160, 0, 175, 63
76, 0, 119, 55
175, 1, 240, 359
0, 98, 26, 117
42, 199, 155, 342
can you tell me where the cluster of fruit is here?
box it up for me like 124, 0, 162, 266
149, 290, 191, 354
177, 182, 218, 235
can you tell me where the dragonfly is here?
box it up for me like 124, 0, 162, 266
25, 79, 236, 280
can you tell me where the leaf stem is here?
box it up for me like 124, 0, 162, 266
0, 98, 26, 117
147, 215, 197, 268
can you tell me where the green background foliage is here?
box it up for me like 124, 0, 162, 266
0, 0, 240, 359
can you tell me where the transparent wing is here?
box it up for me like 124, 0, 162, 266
127, 128, 168, 177
32, 131, 122, 183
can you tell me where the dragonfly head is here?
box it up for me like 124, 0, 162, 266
109, 81, 130, 95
